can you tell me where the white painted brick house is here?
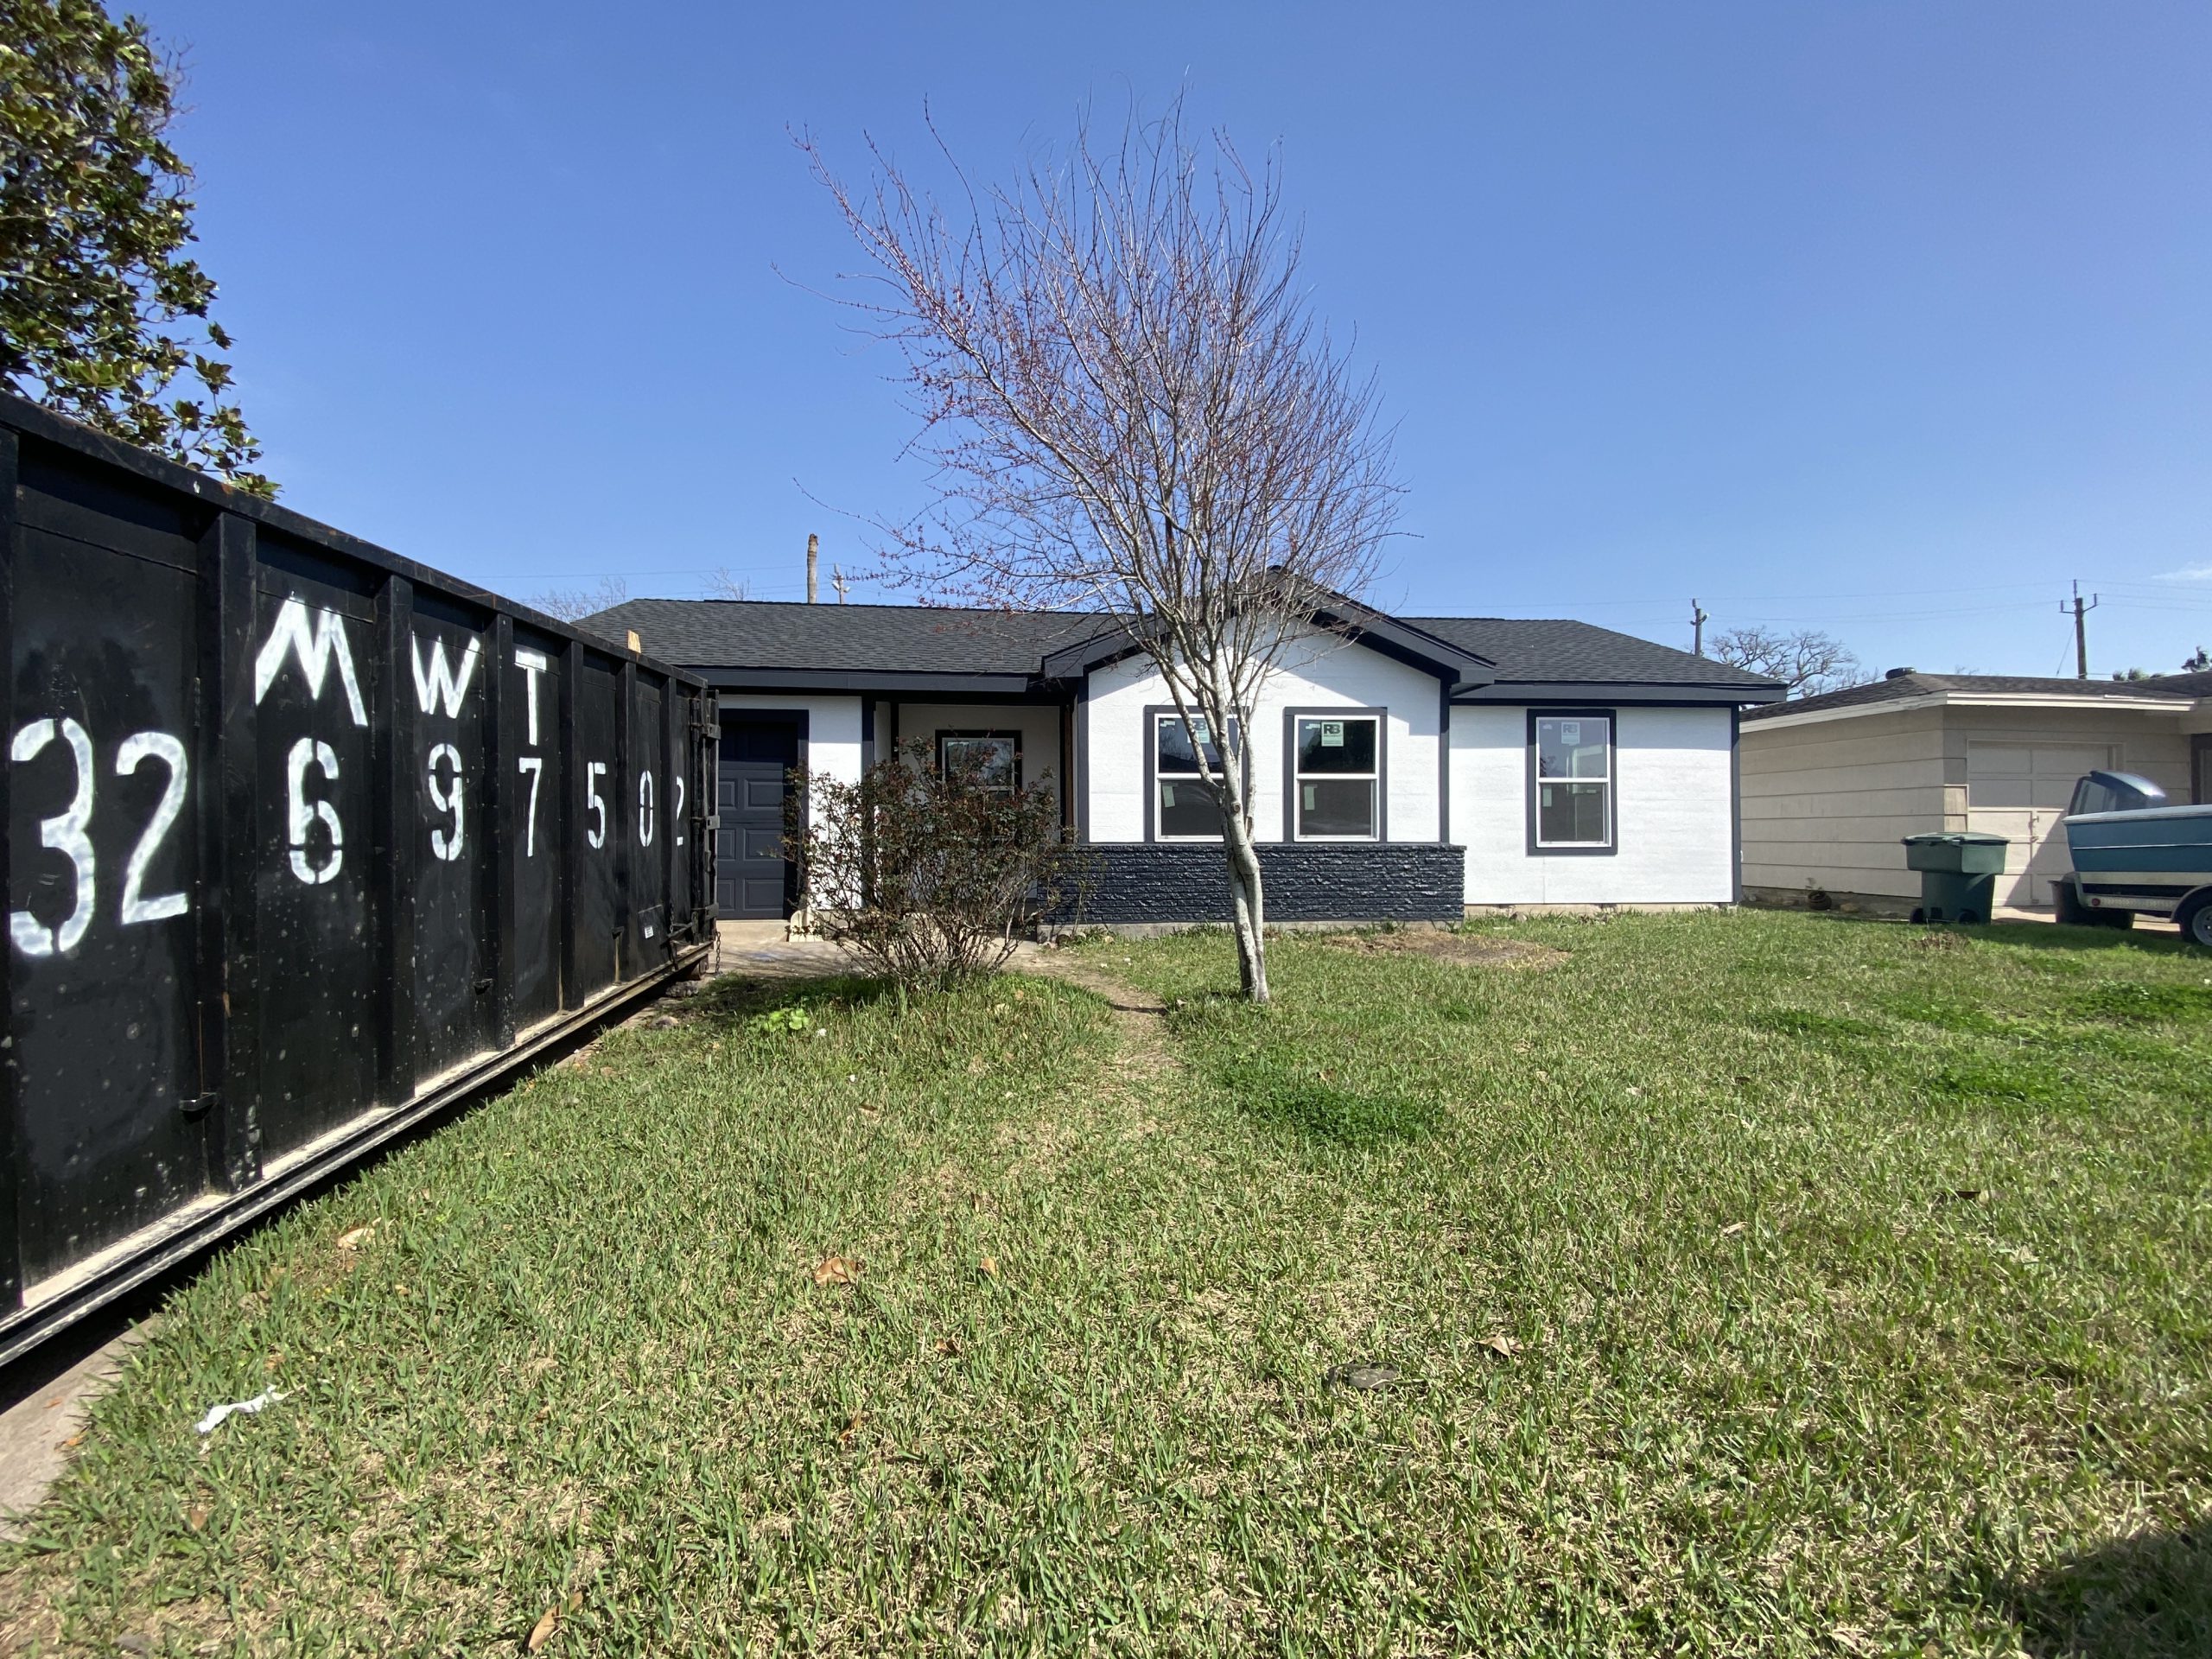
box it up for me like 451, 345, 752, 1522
592, 598, 1783, 924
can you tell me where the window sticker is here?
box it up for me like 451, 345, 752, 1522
1320, 720, 1344, 747
1303, 784, 1317, 810
1560, 721, 1581, 745
1161, 784, 1176, 808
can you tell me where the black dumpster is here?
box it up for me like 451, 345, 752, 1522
1901, 831, 2008, 925
0, 393, 717, 1366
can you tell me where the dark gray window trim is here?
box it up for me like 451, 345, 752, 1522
1730, 706, 1743, 902
935, 728, 1023, 791
1143, 703, 1247, 842
1459, 683, 1779, 707
1526, 706, 1618, 858
1075, 683, 1091, 841
1438, 683, 1452, 845
1282, 706, 1388, 842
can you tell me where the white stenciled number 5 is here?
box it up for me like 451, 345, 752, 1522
586, 761, 607, 849
10, 717, 96, 957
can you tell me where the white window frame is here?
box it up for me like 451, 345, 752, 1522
1529, 711, 1615, 854
1287, 709, 1385, 842
1147, 708, 1243, 842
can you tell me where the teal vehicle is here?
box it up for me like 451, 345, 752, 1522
2057, 770, 2212, 944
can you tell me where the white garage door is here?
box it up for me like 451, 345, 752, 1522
1967, 742, 2114, 907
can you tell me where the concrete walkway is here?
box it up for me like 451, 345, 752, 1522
0, 1320, 152, 1541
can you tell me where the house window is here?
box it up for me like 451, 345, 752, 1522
1152, 710, 1242, 839
937, 730, 1021, 795
1291, 713, 1382, 839
1530, 712, 1614, 852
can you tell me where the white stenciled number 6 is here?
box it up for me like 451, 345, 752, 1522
286, 736, 344, 884
9, 717, 96, 957
116, 732, 190, 924
427, 743, 464, 861
586, 761, 607, 849
639, 769, 654, 846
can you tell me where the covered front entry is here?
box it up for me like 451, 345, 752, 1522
718, 712, 805, 918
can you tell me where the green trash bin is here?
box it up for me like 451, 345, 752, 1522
1901, 831, 2009, 925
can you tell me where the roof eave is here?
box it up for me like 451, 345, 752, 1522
1744, 689, 2205, 731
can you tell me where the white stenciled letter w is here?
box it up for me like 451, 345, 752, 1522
410, 634, 482, 719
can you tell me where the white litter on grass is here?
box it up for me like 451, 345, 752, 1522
195, 1389, 286, 1434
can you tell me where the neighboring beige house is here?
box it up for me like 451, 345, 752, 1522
1739, 670, 2212, 912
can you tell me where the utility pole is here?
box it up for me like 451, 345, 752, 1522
2061, 580, 2099, 680
1690, 598, 1708, 658
831, 565, 850, 604
806, 532, 819, 604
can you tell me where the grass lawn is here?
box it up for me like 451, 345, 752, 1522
3, 910, 2208, 1655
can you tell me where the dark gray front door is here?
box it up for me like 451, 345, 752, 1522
718, 715, 803, 918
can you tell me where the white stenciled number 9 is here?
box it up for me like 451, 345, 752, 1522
427, 743, 464, 861
639, 769, 654, 846
286, 736, 343, 884
586, 761, 607, 849
9, 717, 96, 957
116, 732, 190, 924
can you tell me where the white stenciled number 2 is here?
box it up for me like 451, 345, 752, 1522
116, 732, 189, 924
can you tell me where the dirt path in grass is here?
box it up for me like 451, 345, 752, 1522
1012, 950, 1178, 1084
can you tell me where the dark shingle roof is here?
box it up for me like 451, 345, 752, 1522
1743, 671, 2209, 721
585, 598, 1781, 691
586, 599, 1111, 674
1402, 617, 1777, 689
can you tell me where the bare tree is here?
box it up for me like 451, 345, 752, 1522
1709, 626, 1869, 698
531, 575, 628, 623
804, 100, 1400, 1002
700, 568, 753, 601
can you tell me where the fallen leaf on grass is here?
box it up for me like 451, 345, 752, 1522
839, 1410, 866, 1446
60, 1433, 83, 1449
1720, 1221, 1746, 1237
935, 1337, 961, 1357
527, 1593, 583, 1652
186, 1504, 210, 1531
1480, 1334, 1521, 1358
978, 1255, 1000, 1281
334, 1224, 378, 1252
811, 1255, 860, 1287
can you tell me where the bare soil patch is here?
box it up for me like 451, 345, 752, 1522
1323, 931, 1566, 970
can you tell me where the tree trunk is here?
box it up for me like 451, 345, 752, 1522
1220, 810, 1270, 1004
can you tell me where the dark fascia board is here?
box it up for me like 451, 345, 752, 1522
0, 392, 708, 690
1038, 607, 1496, 688
1455, 680, 1785, 707
696, 667, 1063, 698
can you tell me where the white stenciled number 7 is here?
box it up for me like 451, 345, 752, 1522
517, 755, 543, 855
586, 761, 607, 849
9, 717, 96, 957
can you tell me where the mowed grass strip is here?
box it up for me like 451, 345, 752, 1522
0, 911, 2205, 1655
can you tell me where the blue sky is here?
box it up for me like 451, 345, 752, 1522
143, 1, 2212, 677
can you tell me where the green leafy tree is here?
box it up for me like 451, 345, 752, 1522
0, 0, 270, 492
